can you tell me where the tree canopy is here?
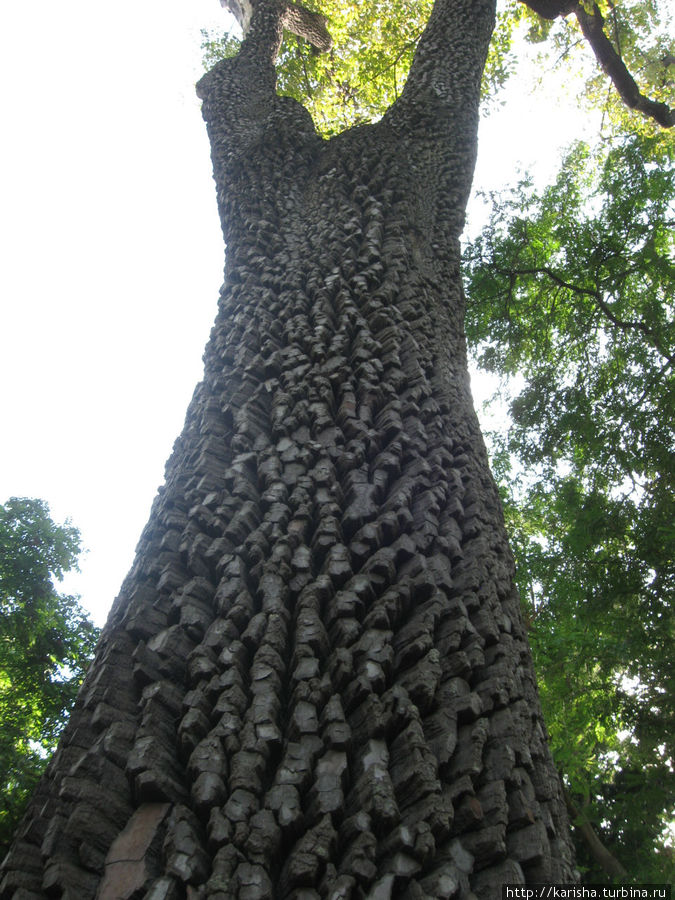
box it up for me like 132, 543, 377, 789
203, 0, 674, 881
0, 498, 99, 857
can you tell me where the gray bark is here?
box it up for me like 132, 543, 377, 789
0, 0, 576, 897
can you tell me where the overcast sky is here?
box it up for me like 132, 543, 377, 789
0, 0, 591, 625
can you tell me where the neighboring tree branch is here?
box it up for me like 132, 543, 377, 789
283, 4, 332, 52
520, 0, 675, 128
522, 0, 576, 18
221, 0, 255, 33
574, 2, 674, 128
564, 787, 629, 880
221, 0, 331, 53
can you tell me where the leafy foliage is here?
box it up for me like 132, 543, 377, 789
0, 498, 99, 855
465, 132, 674, 880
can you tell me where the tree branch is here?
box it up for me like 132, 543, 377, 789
221, 0, 255, 34
574, 2, 674, 128
221, 0, 331, 54
393, 0, 496, 114
282, 4, 332, 52
520, 0, 675, 128
494, 265, 674, 363
564, 787, 629, 880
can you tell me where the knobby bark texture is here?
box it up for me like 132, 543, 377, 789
1, 1, 576, 897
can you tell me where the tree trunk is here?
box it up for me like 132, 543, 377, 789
0, 0, 576, 897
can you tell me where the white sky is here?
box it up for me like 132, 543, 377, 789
0, 0, 594, 626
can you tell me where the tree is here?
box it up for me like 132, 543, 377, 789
0, 498, 99, 859
464, 130, 674, 881
1, 0, 670, 897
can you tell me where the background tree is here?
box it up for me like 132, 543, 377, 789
0, 498, 99, 858
464, 130, 674, 880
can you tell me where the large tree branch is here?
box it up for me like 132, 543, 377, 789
196, 0, 326, 188
396, 0, 496, 110
221, 0, 332, 55
521, 0, 675, 128
522, 0, 576, 18
574, 2, 674, 128
198, 0, 332, 109
381, 0, 497, 242
283, 4, 332, 52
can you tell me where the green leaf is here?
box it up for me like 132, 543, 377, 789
0, 498, 99, 856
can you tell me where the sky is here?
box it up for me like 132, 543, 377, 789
0, 0, 593, 626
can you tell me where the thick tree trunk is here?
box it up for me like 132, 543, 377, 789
1, 1, 575, 897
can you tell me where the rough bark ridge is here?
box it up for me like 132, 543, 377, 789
1, 0, 576, 897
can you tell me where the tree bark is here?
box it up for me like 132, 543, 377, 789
0, 1, 576, 897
